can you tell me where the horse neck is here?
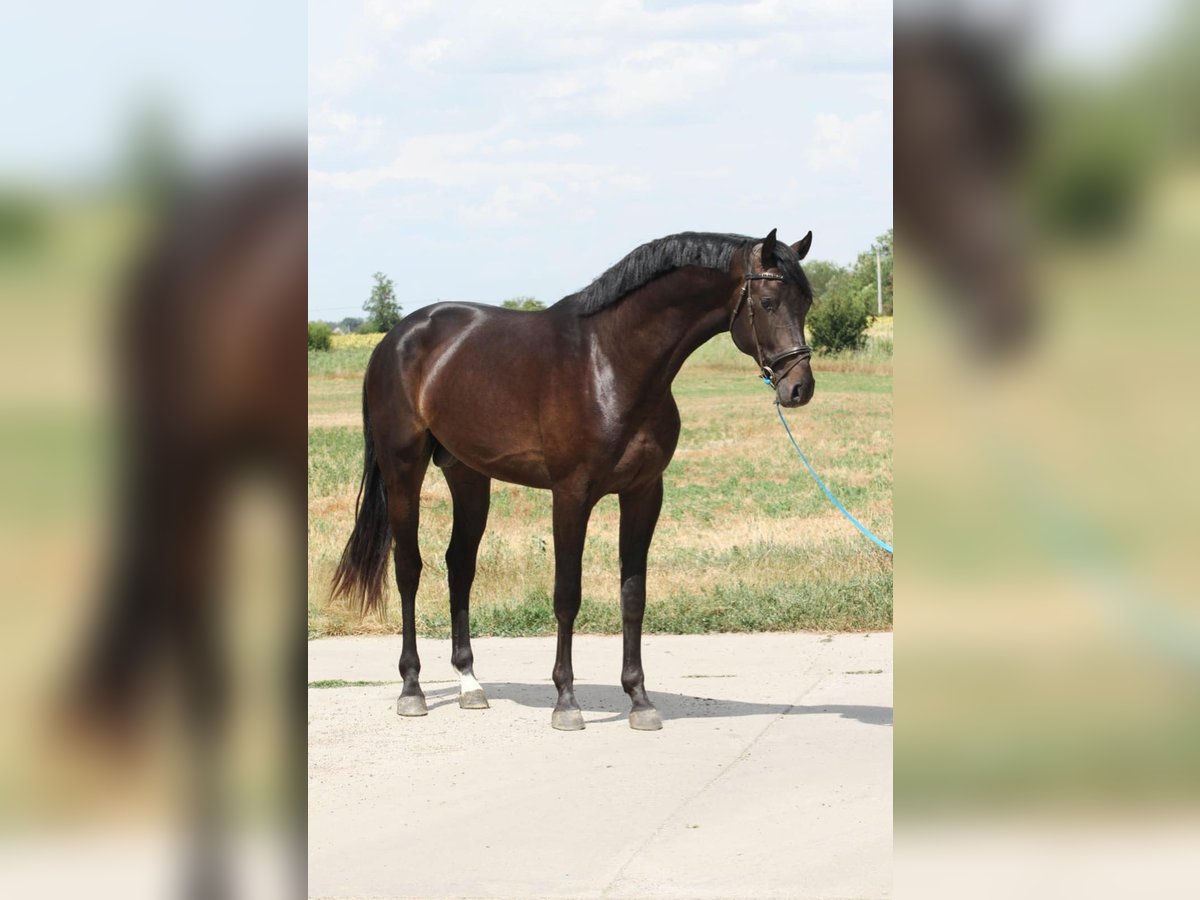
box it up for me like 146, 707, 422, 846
589, 266, 737, 399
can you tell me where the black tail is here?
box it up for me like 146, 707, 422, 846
331, 393, 391, 613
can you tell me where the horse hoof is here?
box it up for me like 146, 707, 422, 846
551, 707, 585, 731
629, 708, 663, 731
396, 694, 428, 717
459, 690, 489, 710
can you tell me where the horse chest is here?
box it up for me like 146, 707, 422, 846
606, 406, 680, 492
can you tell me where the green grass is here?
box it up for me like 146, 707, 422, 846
308, 326, 891, 638
307, 344, 377, 378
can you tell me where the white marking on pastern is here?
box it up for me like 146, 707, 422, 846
459, 672, 483, 695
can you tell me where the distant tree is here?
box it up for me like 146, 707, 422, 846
308, 321, 333, 351
363, 272, 403, 332
337, 316, 364, 333
800, 260, 845, 300
807, 289, 871, 353
794, 229, 892, 351
501, 296, 545, 311
847, 229, 892, 316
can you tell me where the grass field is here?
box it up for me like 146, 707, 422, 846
308, 320, 892, 638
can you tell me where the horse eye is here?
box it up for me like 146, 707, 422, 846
762, 300, 777, 311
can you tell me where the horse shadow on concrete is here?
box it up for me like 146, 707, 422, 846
421, 681, 891, 727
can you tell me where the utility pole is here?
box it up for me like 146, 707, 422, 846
875, 248, 883, 316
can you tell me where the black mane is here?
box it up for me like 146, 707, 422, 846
558, 231, 809, 316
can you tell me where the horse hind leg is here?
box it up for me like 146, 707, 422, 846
619, 478, 664, 731
444, 463, 491, 710
382, 437, 433, 717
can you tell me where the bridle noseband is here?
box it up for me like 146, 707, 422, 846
728, 266, 812, 388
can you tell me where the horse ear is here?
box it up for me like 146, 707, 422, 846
761, 228, 778, 265
791, 231, 813, 260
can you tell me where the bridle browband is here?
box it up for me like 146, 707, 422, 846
728, 260, 812, 388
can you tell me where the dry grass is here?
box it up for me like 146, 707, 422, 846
331, 333, 388, 349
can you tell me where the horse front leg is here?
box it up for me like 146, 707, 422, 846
549, 487, 593, 731
619, 478, 664, 730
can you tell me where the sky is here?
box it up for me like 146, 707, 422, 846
308, 0, 894, 321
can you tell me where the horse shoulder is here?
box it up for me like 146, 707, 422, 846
610, 392, 681, 490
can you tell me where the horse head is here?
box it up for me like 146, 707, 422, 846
729, 228, 816, 408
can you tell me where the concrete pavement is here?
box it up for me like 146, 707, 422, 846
308, 632, 892, 899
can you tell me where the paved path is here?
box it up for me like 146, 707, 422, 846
309, 633, 892, 899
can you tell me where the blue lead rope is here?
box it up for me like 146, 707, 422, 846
773, 398, 893, 554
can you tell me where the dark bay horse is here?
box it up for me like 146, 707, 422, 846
332, 229, 814, 730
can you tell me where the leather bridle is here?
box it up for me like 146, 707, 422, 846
728, 263, 812, 388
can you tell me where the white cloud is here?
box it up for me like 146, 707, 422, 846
408, 37, 450, 69
312, 51, 379, 92
365, 0, 436, 30
310, 122, 630, 193
533, 75, 583, 99
309, 102, 384, 153
591, 0, 797, 33
596, 40, 738, 116
317, 104, 360, 133
806, 111, 888, 173
311, 156, 619, 192
605, 172, 649, 191
498, 133, 584, 153
462, 181, 557, 224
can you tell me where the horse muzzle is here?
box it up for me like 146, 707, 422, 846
776, 368, 814, 408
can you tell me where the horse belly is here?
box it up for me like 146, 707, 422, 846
472, 450, 554, 490
430, 425, 553, 489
